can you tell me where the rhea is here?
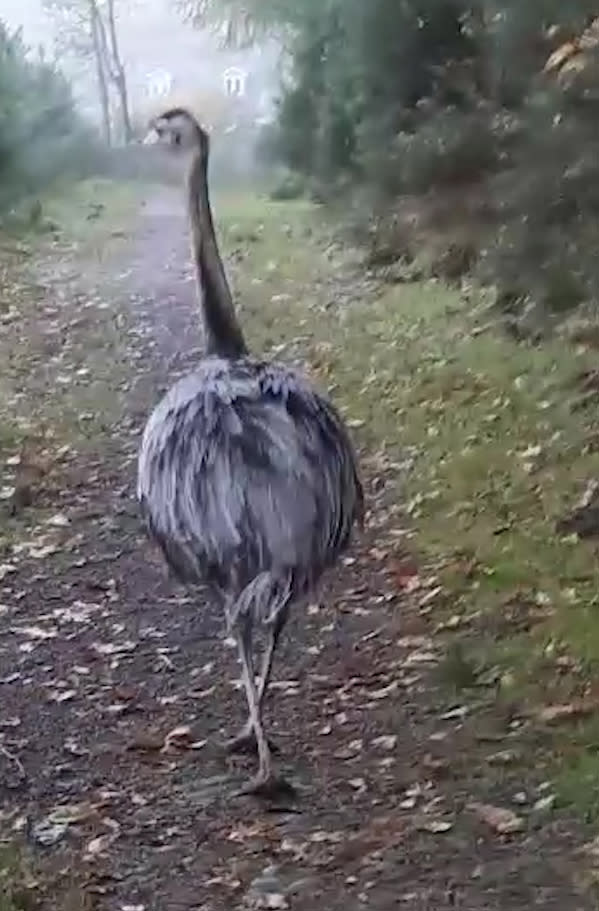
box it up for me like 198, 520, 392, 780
137, 108, 363, 796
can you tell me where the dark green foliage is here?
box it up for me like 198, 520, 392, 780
0, 21, 100, 214
479, 81, 599, 316
248, 0, 599, 316
270, 0, 478, 190
183, 0, 599, 315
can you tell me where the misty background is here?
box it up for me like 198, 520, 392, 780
2, 0, 278, 126
3, 1, 599, 330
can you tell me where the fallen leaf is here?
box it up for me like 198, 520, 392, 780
538, 700, 599, 724
368, 680, 399, 700
533, 794, 555, 812
372, 734, 397, 751
85, 824, 119, 858
334, 739, 363, 760
12, 625, 57, 641
48, 689, 77, 704
420, 819, 453, 833
486, 749, 521, 766
348, 777, 367, 791
162, 725, 194, 753
440, 706, 469, 721
468, 802, 524, 835
46, 513, 70, 528
92, 640, 137, 656
581, 835, 599, 859
393, 562, 421, 592
29, 543, 58, 559
403, 649, 438, 666
228, 821, 275, 843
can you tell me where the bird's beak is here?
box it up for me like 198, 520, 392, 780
142, 127, 160, 145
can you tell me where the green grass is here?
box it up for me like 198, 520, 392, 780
0, 844, 37, 911
2, 177, 142, 249
0, 842, 89, 911
215, 193, 599, 818
0, 178, 145, 548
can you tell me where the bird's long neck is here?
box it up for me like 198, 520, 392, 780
187, 146, 248, 359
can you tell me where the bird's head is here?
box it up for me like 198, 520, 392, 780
143, 107, 209, 159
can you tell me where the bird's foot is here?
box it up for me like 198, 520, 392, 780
239, 769, 296, 800
222, 727, 279, 756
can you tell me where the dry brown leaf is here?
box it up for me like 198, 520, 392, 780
486, 749, 521, 766
468, 802, 524, 835
85, 821, 120, 858
372, 734, 398, 751
581, 835, 599, 859
12, 625, 57, 641
420, 819, 453, 833
368, 680, 399, 700
537, 700, 599, 724
334, 738, 363, 760
161, 725, 195, 752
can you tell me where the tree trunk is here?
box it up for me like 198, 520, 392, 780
89, 0, 112, 145
105, 0, 132, 142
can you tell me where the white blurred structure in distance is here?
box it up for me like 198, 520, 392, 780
223, 65, 247, 98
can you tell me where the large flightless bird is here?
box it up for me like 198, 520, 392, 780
137, 108, 363, 796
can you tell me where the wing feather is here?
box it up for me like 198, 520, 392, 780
138, 358, 362, 596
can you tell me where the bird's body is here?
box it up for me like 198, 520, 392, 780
138, 356, 362, 606
137, 107, 363, 796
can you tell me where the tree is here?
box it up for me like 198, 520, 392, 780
0, 19, 98, 212
95, 0, 132, 142
43, 0, 132, 145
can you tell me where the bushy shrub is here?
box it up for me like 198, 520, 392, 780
357, 106, 498, 197
205, 0, 599, 319
0, 21, 100, 214
265, 0, 475, 192
269, 170, 306, 201
480, 82, 599, 315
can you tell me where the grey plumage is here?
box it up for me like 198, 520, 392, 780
137, 108, 363, 796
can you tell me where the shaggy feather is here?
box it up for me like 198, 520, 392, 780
138, 356, 363, 618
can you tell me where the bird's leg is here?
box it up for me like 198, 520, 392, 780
235, 622, 272, 787
234, 618, 293, 798
224, 604, 288, 756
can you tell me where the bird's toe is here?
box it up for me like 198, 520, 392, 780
241, 771, 296, 800
222, 729, 257, 755
222, 729, 279, 756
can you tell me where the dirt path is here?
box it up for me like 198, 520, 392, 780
0, 184, 596, 910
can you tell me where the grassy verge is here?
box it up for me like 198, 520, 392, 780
0, 177, 145, 549
216, 193, 599, 822
0, 842, 90, 911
